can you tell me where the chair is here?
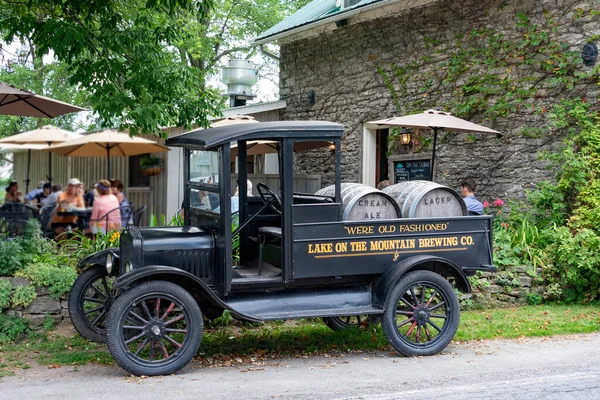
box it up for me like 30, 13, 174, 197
131, 205, 147, 227
88, 205, 133, 234
0, 203, 37, 237
38, 204, 58, 238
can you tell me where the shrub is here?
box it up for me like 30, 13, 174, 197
0, 220, 60, 277
545, 227, 600, 302
15, 263, 77, 300
0, 279, 11, 310
11, 285, 37, 308
0, 314, 30, 344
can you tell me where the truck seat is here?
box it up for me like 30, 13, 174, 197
257, 226, 281, 275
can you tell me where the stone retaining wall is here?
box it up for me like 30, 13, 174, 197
462, 267, 544, 309
1, 277, 69, 330
2, 268, 543, 329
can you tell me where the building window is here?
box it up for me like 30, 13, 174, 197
129, 155, 150, 187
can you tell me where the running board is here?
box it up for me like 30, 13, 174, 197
223, 286, 382, 321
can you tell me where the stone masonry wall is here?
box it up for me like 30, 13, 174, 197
2, 277, 69, 330
280, 0, 600, 201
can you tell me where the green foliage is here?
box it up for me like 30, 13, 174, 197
1, 0, 308, 134
0, 63, 84, 141
139, 155, 162, 168
60, 230, 120, 261
10, 285, 37, 308
527, 293, 543, 306
0, 314, 30, 345
15, 263, 77, 300
0, 279, 12, 310
0, 221, 56, 276
148, 212, 183, 227
487, 98, 600, 302
43, 314, 55, 331
545, 227, 600, 302
208, 310, 233, 328
376, 11, 588, 129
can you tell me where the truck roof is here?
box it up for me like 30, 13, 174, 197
166, 120, 344, 150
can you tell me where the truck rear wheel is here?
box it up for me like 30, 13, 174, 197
106, 281, 203, 376
322, 315, 380, 331
68, 265, 116, 343
382, 270, 459, 356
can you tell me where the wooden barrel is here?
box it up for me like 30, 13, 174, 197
382, 180, 467, 218
315, 183, 400, 220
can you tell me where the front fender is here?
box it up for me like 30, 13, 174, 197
372, 255, 471, 308
114, 266, 262, 323
76, 248, 119, 272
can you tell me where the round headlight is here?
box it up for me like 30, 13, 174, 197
106, 252, 113, 275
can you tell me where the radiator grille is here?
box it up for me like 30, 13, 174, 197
146, 250, 213, 282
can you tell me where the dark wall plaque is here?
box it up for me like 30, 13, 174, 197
394, 160, 431, 183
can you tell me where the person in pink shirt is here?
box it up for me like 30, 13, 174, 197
86, 179, 121, 234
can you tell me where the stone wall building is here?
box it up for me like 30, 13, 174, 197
256, 0, 600, 202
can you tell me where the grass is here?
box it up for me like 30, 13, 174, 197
0, 304, 599, 376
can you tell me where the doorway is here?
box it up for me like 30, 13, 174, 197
375, 129, 389, 185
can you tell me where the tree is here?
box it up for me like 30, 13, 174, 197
0, 0, 308, 134
1, 0, 223, 135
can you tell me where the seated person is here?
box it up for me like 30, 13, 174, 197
25, 180, 46, 204
460, 178, 484, 215
85, 180, 121, 234
42, 184, 63, 206
32, 183, 52, 207
4, 181, 23, 203
110, 179, 133, 226
51, 178, 85, 235
84, 183, 98, 207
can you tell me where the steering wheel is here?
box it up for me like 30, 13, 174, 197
256, 183, 282, 214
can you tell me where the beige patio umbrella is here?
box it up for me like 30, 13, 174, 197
0, 143, 52, 193
0, 82, 85, 118
368, 109, 501, 181
0, 125, 82, 189
47, 129, 169, 179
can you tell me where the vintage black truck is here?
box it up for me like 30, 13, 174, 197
68, 121, 495, 376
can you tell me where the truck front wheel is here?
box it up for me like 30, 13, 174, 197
382, 270, 459, 356
68, 265, 116, 343
106, 281, 203, 376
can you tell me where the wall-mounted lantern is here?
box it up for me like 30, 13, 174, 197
399, 127, 411, 146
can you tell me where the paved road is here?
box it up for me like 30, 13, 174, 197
2, 333, 600, 399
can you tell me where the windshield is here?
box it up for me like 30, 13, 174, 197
189, 149, 220, 186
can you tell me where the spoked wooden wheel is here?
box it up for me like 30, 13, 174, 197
68, 265, 116, 343
382, 270, 460, 356
106, 281, 203, 376
322, 315, 381, 331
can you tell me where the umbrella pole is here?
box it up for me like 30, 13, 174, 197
430, 128, 439, 181
47, 141, 53, 185
107, 146, 111, 179
25, 149, 31, 193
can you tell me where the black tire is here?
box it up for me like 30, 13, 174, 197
323, 315, 381, 331
106, 281, 203, 376
382, 270, 460, 356
68, 265, 116, 343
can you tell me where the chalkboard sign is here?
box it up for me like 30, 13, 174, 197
394, 160, 431, 183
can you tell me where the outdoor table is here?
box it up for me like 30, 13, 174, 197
57, 208, 93, 231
